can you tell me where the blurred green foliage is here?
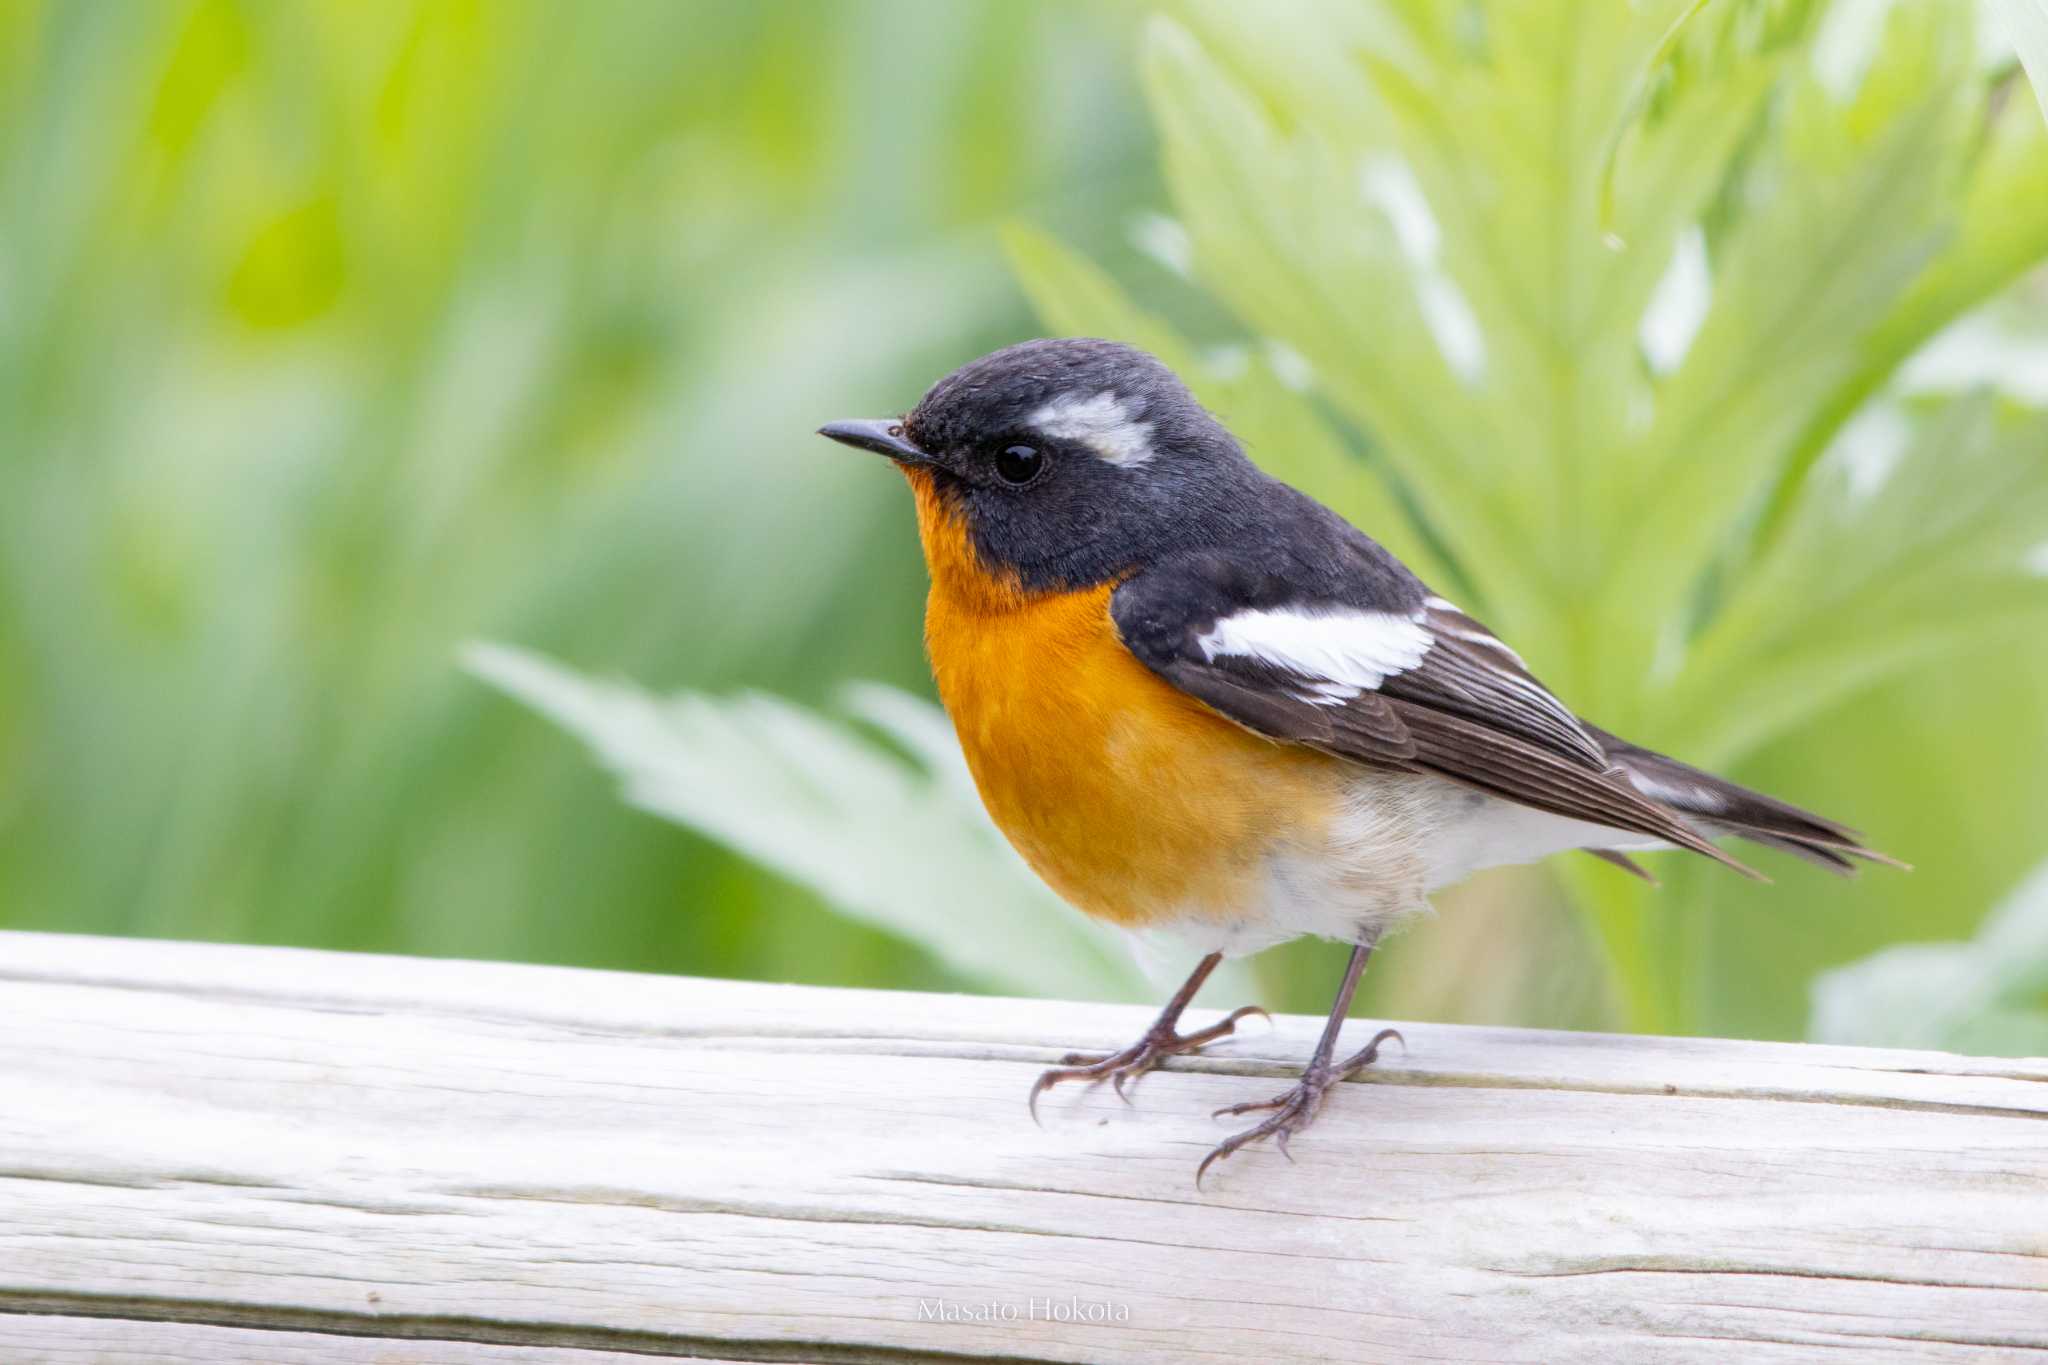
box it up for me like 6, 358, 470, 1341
8, 0, 2048, 1048
1812, 854, 2048, 1055
0, 0, 1151, 987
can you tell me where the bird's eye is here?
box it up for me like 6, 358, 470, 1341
994, 444, 1043, 485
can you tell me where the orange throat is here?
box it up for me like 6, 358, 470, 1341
903, 467, 1343, 930
903, 467, 1030, 617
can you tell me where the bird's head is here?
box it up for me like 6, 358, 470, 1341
819, 338, 1256, 602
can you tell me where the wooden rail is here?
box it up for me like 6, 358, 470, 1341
1, 930, 2044, 1363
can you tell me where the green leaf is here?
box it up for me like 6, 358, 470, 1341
1603, 10, 1979, 700
1811, 857, 2048, 1055
463, 642, 1164, 1003
1754, 64, 2048, 548
1990, 0, 2048, 126
1668, 396, 2048, 762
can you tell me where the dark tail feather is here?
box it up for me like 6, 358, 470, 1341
1588, 727, 1904, 877
1584, 847, 1661, 885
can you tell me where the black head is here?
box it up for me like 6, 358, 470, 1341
819, 338, 1262, 592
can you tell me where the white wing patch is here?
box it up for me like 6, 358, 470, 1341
1196, 605, 1432, 704
1029, 390, 1156, 467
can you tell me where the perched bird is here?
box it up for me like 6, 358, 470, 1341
819, 338, 1892, 1183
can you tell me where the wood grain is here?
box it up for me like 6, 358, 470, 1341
1, 930, 2044, 1363
0, 1315, 724, 1364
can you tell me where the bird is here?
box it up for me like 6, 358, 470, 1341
818, 337, 1894, 1184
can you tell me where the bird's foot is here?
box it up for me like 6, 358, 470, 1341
1196, 1026, 1402, 1186
1029, 1005, 1268, 1122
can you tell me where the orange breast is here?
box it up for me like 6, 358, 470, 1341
908, 472, 1342, 929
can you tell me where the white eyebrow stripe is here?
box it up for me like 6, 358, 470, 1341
1196, 606, 1433, 700
1029, 390, 1156, 467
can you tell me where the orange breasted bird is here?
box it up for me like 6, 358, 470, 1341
819, 338, 1893, 1183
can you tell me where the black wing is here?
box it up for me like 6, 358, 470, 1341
1386, 596, 1608, 770
1111, 548, 1756, 876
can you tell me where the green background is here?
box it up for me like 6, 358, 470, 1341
4, 0, 2045, 1046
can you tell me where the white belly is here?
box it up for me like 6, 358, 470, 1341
1144, 770, 1657, 960
1417, 784, 1665, 891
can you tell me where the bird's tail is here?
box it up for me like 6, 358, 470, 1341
1589, 728, 1904, 876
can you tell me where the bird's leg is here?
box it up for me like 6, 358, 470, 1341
1029, 951, 1266, 1121
1197, 937, 1401, 1186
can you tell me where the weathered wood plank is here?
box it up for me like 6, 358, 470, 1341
1, 929, 2044, 1363
0, 1315, 732, 1364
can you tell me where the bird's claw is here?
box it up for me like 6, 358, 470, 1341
1195, 1026, 1401, 1187
1028, 1004, 1267, 1124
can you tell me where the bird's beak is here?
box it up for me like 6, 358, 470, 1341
817, 418, 930, 465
